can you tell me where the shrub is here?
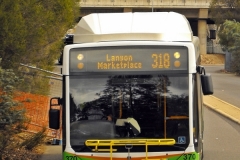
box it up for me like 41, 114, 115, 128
20, 127, 47, 151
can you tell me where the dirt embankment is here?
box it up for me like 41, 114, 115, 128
200, 54, 225, 65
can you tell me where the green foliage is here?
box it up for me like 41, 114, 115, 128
218, 20, 240, 50
17, 70, 51, 95
19, 0, 79, 67
0, 64, 27, 159
20, 127, 47, 151
0, 0, 79, 94
0, 0, 27, 69
218, 20, 240, 73
210, 0, 240, 25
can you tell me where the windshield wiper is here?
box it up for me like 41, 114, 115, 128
171, 144, 187, 150
73, 145, 92, 152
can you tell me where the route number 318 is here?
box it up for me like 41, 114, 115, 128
152, 53, 170, 69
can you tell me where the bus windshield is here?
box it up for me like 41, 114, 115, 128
69, 73, 189, 152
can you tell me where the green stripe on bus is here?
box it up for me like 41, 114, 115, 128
63, 151, 199, 160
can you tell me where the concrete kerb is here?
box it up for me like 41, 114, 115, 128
203, 95, 240, 125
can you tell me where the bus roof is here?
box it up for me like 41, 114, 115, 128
73, 12, 193, 43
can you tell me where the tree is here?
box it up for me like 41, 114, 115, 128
0, 0, 79, 94
218, 20, 240, 73
209, 0, 240, 25
0, 62, 27, 159
19, 0, 79, 68
0, 0, 27, 69
78, 75, 172, 129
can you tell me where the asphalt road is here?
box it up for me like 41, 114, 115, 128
203, 107, 240, 160
202, 65, 240, 159
39, 145, 62, 160
204, 65, 240, 108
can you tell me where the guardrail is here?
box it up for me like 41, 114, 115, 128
80, 0, 211, 8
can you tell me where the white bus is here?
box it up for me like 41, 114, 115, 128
49, 12, 213, 160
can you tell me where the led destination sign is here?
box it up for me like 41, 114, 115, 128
70, 46, 188, 72
98, 54, 142, 69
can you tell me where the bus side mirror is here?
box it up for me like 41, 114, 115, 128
49, 109, 60, 129
49, 97, 62, 130
201, 74, 213, 95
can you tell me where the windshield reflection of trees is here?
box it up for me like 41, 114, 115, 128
70, 74, 189, 138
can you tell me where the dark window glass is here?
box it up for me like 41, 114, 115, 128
69, 74, 189, 152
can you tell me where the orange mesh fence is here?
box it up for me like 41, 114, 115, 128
14, 92, 60, 138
